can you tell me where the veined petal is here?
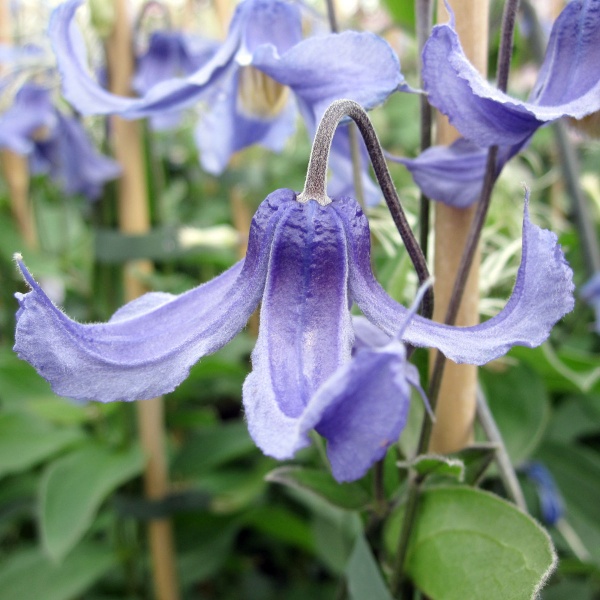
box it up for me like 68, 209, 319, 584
13, 188, 295, 402
307, 340, 414, 482
531, 1, 600, 111
243, 199, 353, 460
391, 139, 515, 208
423, 1, 600, 147
335, 195, 574, 365
251, 31, 408, 130
422, 24, 543, 147
49, 0, 243, 118
194, 67, 296, 175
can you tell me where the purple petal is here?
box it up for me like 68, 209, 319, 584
243, 199, 353, 460
352, 316, 391, 351
391, 139, 515, 208
194, 67, 296, 175
333, 195, 574, 365
522, 461, 564, 526
13, 188, 295, 402
423, 1, 600, 148
309, 340, 415, 482
0, 84, 56, 154
133, 31, 219, 131
31, 113, 121, 200
251, 30, 407, 131
49, 0, 243, 118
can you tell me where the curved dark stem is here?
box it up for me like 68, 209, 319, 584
299, 99, 433, 319
391, 1, 521, 595
416, 0, 434, 259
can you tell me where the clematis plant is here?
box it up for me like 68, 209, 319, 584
393, 0, 600, 207
50, 0, 399, 203
0, 81, 120, 200
14, 100, 574, 482
133, 30, 218, 131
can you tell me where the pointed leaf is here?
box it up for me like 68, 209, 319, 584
0, 543, 115, 600
346, 535, 393, 600
398, 454, 465, 482
266, 466, 371, 510
40, 443, 144, 560
0, 412, 83, 478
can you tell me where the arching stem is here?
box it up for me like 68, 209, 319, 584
299, 99, 433, 319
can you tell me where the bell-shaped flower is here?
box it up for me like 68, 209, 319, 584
49, 0, 402, 202
132, 30, 218, 131
14, 184, 573, 481
521, 461, 564, 526
394, 0, 600, 207
0, 83, 56, 154
0, 80, 119, 200
30, 111, 121, 200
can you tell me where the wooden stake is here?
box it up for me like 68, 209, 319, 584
105, 1, 180, 598
429, 0, 489, 454
0, 0, 37, 250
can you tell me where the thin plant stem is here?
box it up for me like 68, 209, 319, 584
299, 99, 433, 318
416, 0, 434, 258
391, 0, 521, 593
476, 386, 527, 510
106, 1, 180, 598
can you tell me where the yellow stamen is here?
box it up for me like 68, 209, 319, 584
237, 66, 289, 120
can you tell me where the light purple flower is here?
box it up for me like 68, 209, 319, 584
0, 81, 119, 199
50, 0, 404, 203
133, 30, 218, 131
0, 83, 56, 154
395, 0, 600, 207
14, 189, 573, 481
30, 112, 121, 200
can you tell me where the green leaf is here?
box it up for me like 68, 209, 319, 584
387, 487, 556, 600
40, 443, 144, 560
266, 466, 371, 511
172, 421, 256, 477
382, 0, 415, 27
449, 443, 498, 485
399, 454, 465, 482
0, 543, 115, 600
0, 412, 84, 478
346, 535, 393, 600
480, 362, 550, 463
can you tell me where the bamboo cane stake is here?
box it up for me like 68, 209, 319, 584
0, 0, 37, 250
105, 1, 179, 598
429, 0, 489, 454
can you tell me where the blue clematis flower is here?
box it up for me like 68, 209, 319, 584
394, 0, 600, 207
14, 188, 573, 481
521, 461, 564, 526
0, 81, 120, 200
0, 82, 56, 154
50, 0, 403, 204
30, 111, 121, 200
133, 30, 218, 131
581, 272, 600, 334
